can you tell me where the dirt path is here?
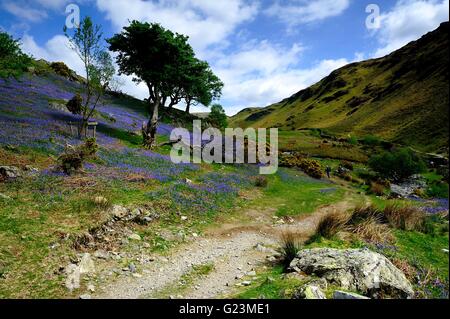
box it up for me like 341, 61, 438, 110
96, 199, 355, 299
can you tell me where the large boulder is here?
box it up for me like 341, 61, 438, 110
289, 248, 414, 299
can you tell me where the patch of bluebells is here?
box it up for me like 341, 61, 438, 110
415, 266, 449, 299
0, 75, 157, 152
197, 171, 254, 189
98, 147, 199, 183
147, 178, 238, 215
408, 196, 449, 215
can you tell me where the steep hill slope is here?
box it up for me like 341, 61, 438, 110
231, 22, 449, 154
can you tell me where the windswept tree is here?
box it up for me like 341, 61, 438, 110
64, 17, 115, 138
108, 21, 223, 148
183, 60, 223, 114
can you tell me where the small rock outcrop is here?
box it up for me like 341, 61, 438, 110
289, 248, 414, 299
0, 166, 21, 180
293, 285, 326, 299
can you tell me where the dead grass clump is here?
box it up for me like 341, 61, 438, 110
369, 182, 386, 196
279, 232, 302, 269
383, 205, 426, 231
316, 211, 349, 239
350, 217, 394, 244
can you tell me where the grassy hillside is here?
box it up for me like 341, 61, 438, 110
230, 22, 449, 155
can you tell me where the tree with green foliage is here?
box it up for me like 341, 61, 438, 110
182, 59, 223, 114
0, 31, 31, 78
208, 104, 228, 129
368, 148, 426, 182
64, 17, 115, 138
108, 21, 222, 148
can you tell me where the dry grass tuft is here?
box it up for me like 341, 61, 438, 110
383, 205, 426, 231
279, 232, 302, 269
350, 216, 394, 244
311, 204, 427, 244
316, 211, 349, 239
369, 182, 386, 196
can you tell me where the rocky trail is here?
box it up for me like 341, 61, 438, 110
95, 199, 355, 299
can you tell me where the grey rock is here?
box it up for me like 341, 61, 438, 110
79, 294, 91, 299
128, 263, 137, 273
0, 166, 21, 180
111, 205, 128, 219
93, 250, 109, 260
333, 290, 370, 299
48, 100, 70, 113
79, 253, 95, 274
65, 263, 80, 291
289, 248, 414, 299
294, 285, 326, 299
128, 233, 141, 241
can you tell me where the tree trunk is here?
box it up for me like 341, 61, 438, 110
77, 120, 88, 139
185, 101, 191, 114
142, 99, 160, 148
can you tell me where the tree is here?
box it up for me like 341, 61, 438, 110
208, 104, 228, 129
108, 21, 223, 148
183, 60, 223, 114
64, 17, 114, 138
108, 22, 195, 148
0, 31, 31, 78
368, 148, 426, 182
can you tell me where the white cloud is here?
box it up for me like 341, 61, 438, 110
265, 0, 350, 27
373, 0, 449, 57
213, 40, 349, 115
2, 1, 48, 22
96, 0, 259, 56
21, 34, 85, 76
2, 0, 80, 23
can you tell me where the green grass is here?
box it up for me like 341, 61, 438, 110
234, 265, 303, 299
258, 170, 346, 217
394, 230, 449, 281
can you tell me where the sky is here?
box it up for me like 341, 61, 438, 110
0, 0, 449, 115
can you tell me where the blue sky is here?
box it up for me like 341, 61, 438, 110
1, 0, 449, 115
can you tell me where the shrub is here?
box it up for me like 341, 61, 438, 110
253, 175, 268, 188
280, 153, 323, 179
298, 158, 323, 179
362, 135, 381, 146
368, 148, 426, 182
278, 232, 301, 269
315, 211, 348, 239
58, 138, 98, 174
50, 62, 72, 78
207, 104, 228, 129
340, 160, 354, 170
347, 135, 358, 145
66, 94, 83, 115
426, 182, 449, 199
